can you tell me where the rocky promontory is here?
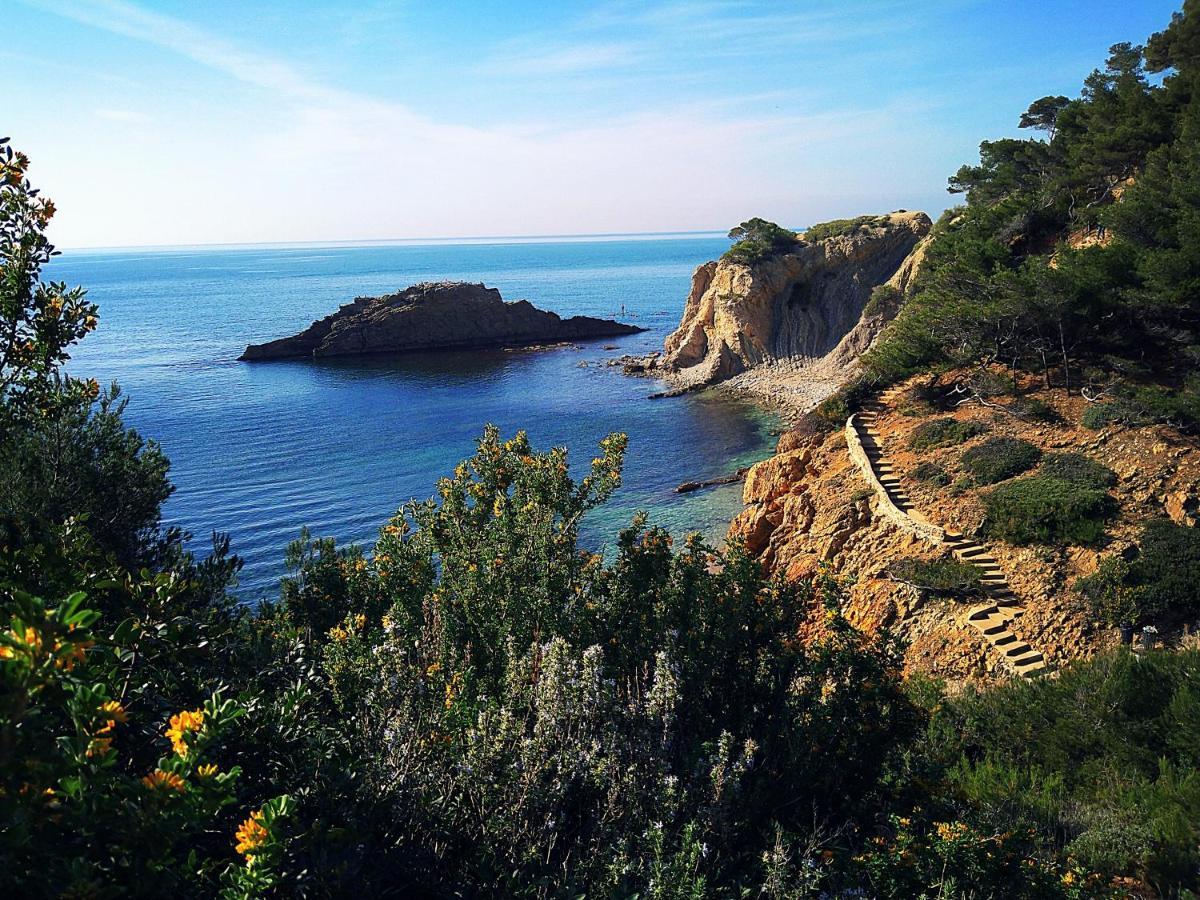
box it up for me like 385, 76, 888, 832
240, 282, 644, 361
635, 211, 931, 413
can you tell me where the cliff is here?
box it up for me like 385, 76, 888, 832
651, 211, 930, 406
241, 282, 643, 361
729, 374, 1200, 686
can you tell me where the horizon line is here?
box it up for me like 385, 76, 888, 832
58, 228, 739, 255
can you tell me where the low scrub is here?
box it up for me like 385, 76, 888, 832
960, 436, 1041, 484
1011, 397, 1059, 423
912, 461, 950, 486
1088, 518, 1200, 621
982, 475, 1115, 545
890, 556, 984, 597
803, 214, 889, 242
908, 417, 987, 451
1038, 452, 1116, 489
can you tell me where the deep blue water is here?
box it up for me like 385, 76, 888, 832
51, 235, 779, 602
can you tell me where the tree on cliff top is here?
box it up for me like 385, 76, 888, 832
723, 217, 797, 263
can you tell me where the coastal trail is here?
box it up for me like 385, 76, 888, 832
847, 389, 1048, 678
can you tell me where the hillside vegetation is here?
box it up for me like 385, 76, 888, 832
4, 5, 1200, 898
854, 2, 1200, 433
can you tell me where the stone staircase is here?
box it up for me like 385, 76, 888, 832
853, 391, 1048, 678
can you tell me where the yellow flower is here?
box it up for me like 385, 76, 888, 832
2, 626, 43, 659
426, 662, 442, 677
101, 700, 128, 722
328, 625, 349, 643
197, 763, 219, 779
353, 613, 366, 630
86, 736, 113, 759
935, 821, 968, 842
1062, 871, 1076, 885
141, 769, 186, 792
165, 708, 205, 757
235, 809, 269, 859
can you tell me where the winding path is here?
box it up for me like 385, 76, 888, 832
848, 390, 1048, 678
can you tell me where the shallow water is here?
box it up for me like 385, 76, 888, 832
54, 235, 779, 602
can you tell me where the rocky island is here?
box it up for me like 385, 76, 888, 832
240, 281, 643, 361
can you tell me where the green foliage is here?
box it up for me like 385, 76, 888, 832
908, 417, 987, 450
912, 461, 951, 486
1077, 519, 1200, 626
1129, 518, 1200, 618
961, 436, 1043, 484
982, 475, 1115, 545
1039, 451, 1117, 488
277, 429, 923, 894
863, 8, 1200, 414
0, 138, 98, 416
1076, 556, 1141, 626
1081, 382, 1200, 431
889, 556, 983, 598
930, 648, 1200, 892
1012, 396, 1061, 422
722, 217, 797, 263
1081, 402, 1124, 429
863, 282, 902, 318
803, 214, 890, 242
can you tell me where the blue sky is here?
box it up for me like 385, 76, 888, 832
8, 0, 1183, 247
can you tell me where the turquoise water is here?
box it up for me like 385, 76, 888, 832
52, 235, 779, 602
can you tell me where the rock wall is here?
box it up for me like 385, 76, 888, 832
657, 212, 931, 391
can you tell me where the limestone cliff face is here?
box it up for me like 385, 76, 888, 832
241, 282, 643, 361
658, 212, 931, 390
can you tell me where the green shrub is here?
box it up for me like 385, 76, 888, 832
722, 217, 797, 263
1076, 521, 1200, 624
1081, 384, 1200, 432
982, 475, 1115, 545
960, 436, 1042, 484
1081, 402, 1126, 429
912, 461, 950, 486
908, 417, 987, 450
1011, 397, 1059, 422
1039, 452, 1117, 488
1131, 518, 1200, 617
803, 214, 889, 242
889, 556, 984, 597
863, 283, 902, 318
812, 392, 851, 429
930, 649, 1200, 892
1075, 556, 1141, 625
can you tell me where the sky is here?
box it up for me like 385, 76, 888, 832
7, 0, 1184, 248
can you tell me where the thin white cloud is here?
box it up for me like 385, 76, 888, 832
22, 0, 940, 247
94, 108, 149, 123
482, 42, 641, 77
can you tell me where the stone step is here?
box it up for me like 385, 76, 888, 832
992, 631, 1018, 644
1003, 642, 1034, 658
1012, 651, 1045, 668
1015, 659, 1048, 676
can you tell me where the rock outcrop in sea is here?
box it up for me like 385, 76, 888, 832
634, 211, 932, 412
240, 281, 644, 361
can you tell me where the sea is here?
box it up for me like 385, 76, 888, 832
51, 233, 780, 603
